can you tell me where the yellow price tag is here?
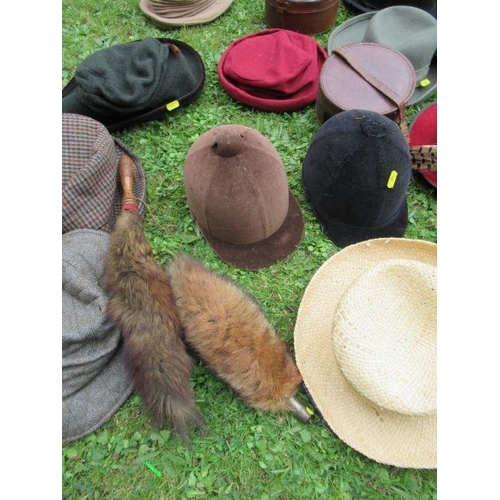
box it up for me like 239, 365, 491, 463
387, 170, 398, 188
166, 100, 180, 111
419, 78, 431, 88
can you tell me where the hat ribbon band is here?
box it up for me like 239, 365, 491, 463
333, 48, 409, 141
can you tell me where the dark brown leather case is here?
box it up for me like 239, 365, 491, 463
265, 0, 340, 35
316, 43, 416, 127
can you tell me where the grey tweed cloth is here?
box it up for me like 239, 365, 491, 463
62, 229, 133, 443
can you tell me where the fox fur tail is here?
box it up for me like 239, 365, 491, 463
104, 211, 204, 442
167, 254, 309, 423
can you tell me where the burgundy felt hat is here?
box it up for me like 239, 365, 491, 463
183, 124, 305, 270
217, 29, 327, 112
409, 102, 437, 188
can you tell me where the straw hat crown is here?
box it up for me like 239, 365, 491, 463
332, 258, 437, 417
294, 238, 437, 468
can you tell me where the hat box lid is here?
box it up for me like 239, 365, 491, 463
265, 0, 340, 35
316, 42, 416, 124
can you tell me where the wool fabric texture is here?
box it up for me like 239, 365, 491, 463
62, 229, 133, 443
294, 237, 437, 468
217, 29, 327, 112
62, 37, 205, 132
183, 124, 304, 270
409, 101, 437, 187
327, 6, 437, 105
302, 109, 411, 247
62, 113, 145, 234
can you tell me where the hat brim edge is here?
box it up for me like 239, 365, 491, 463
198, 189, 305, 271
293, 237, 437, 468
309, 193, 409, 248
63, 340, 134, 443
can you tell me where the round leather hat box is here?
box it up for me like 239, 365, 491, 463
265, 0, 340, 35
316, 42, 416, 124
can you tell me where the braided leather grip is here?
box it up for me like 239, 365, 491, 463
119, 155, 138, 212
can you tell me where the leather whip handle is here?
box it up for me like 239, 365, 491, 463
119, 155, 138, 212
332, 47, 409, 141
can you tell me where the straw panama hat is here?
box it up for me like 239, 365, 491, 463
294, 237, 437, 468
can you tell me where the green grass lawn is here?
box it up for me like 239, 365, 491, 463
62, 0, 437, 497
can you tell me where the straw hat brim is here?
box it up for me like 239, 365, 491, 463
139, 0, 234, 27
294, 237, 437, 468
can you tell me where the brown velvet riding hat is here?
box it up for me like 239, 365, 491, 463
183, 124, 304, 270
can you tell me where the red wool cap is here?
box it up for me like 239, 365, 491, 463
217, 28, 327, 112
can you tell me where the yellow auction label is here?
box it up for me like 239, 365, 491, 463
387, 170, 398, 188
166, 100, 180, 111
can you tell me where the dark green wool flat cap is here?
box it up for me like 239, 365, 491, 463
62, 37, 205, 132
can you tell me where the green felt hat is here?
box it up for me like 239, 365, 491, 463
328, 6, 436, 105
62, 37, 205, 132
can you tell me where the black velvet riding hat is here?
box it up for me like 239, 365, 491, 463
62, 37, 205, 132
302, 109, 412, 248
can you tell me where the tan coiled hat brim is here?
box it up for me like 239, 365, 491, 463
294, 237, 437, 468
139, 0, 234, 27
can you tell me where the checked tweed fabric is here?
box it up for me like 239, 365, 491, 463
62, 113, 145, 234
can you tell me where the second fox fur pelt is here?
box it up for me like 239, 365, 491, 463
167, 254, 309, 421
104, 211, 204, 442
